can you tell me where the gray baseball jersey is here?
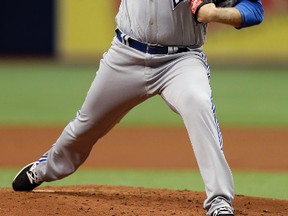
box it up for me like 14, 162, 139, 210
34, 0, 234, 215
116, 0, 206, 47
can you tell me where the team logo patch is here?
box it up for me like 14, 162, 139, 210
171, 0, 185, 9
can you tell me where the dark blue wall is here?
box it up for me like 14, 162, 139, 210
0, 1, 55, 56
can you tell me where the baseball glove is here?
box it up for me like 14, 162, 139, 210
190, 0, 237, 22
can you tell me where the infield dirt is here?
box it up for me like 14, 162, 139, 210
0, 127, 288, 215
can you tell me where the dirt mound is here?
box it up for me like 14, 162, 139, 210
1, 185, 287, 216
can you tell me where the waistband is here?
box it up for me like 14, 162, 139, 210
115, 29, 190, 55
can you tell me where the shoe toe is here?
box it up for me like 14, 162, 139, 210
12, 163, 41, 191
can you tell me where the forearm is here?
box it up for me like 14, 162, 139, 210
210, 7, 242, 28
197, 4, 242, 28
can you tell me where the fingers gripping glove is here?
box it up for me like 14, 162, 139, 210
190, 0, 237, 22
190, 0, 213, 16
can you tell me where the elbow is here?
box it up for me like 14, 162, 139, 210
236, 1, 265, 28
255, 16, 263, 26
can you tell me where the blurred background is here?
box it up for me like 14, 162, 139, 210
0, 0, 119, 61
0, 0, 287, 65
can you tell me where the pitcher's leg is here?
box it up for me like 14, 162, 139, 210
35, 47, 149, 182
160, 56, 234, 214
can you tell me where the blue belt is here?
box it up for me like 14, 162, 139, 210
116, 29, 190, 55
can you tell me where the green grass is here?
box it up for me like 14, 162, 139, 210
233, 171, 288, 200
1, 168, 287, 200
0, 61, 96, 125
210, 67, 288, 127
0, 61, 288, 127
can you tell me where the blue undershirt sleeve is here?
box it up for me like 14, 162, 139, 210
235, 0, 264, 28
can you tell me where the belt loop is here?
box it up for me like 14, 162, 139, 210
121, 34, 130, 46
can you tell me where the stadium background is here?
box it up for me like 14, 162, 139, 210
0, 0, 287, 64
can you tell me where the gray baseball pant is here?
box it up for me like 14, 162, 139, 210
36, 37, 234, 213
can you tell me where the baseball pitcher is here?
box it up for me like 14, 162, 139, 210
13, 0, 264, 215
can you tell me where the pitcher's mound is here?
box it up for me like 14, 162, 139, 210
1, 185, 287, 215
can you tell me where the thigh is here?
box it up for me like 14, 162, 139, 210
160, 54, 212, 115
79, 40, 149, 134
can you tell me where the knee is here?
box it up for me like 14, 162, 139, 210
67, 110, 110, 143
178, 90, 212, 116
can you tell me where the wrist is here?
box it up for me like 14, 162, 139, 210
197, 3, 217, 23
208, 7, 218, 22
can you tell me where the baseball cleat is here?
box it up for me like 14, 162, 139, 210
12, 162, 43, 191
212, 207, 234, 216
